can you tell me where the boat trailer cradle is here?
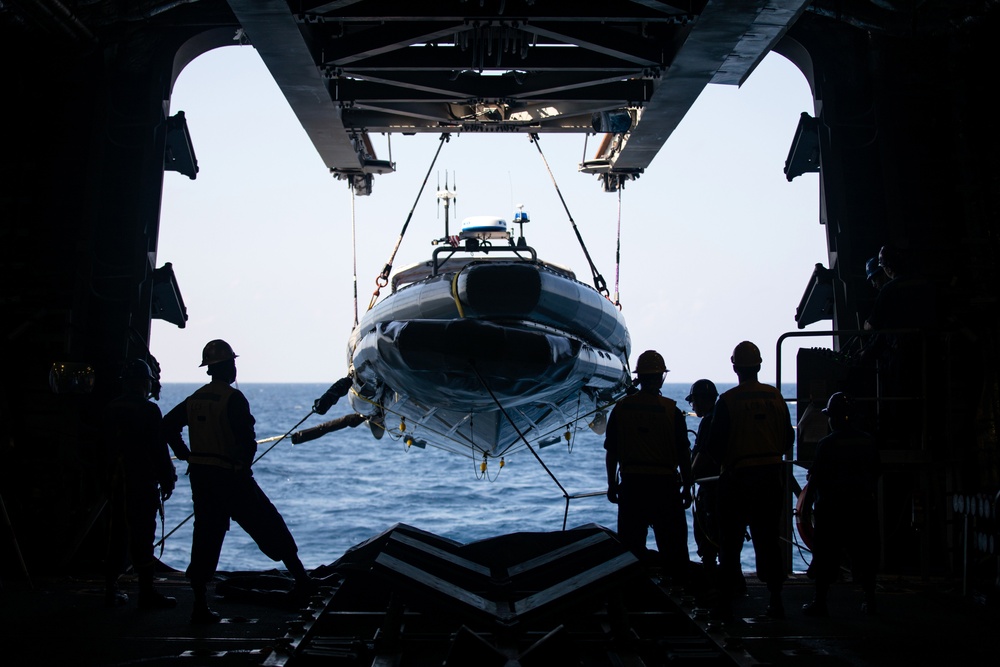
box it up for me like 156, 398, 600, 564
264, 524, 737, 666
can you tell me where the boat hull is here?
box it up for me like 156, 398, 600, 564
347, 260, 631, 457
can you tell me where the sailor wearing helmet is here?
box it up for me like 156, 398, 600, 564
688, 378, 730, 590
163, 340, 314, 624
705, 341, 794, 620
604, 350, 693, 583
103, 358, 177, 609
800, 392, 881, 617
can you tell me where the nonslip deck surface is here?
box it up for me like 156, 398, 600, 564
2, 537, 997, 666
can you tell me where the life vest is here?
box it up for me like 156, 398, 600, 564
186, 383, 246, 470
718, 381, 788, 471
612, 392, 679, 475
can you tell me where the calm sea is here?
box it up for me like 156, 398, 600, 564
155, 383, 808, 574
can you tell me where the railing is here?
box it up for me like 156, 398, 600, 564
953, 490, 1000, 596
777, 326, 932, 448
774, 328, 854, 394
775, 326, 938, 577
431, 243, 536, 276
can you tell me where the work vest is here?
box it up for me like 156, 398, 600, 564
613, 392, 679, 475
186, 383, 246, 470
718, 381, 788, 472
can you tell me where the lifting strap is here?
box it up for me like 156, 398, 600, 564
351, 187, 359, 326
369, 133, 451, 311
614, 185, 623, 309
529, 133, 609, 298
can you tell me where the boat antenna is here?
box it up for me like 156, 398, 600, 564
437, 171, 457, 238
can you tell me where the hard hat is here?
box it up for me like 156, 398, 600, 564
731, 341, 762, 367
200, 339, 238, 367
865, 257, 884, 282
685, 379, 718, 402
121, 358, 154, 381
822, 392, 852, 420
634, 350, 668, 374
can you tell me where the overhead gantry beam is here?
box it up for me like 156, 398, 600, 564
601, 0, 812, 184
224, 0, 809, 194
226, 0, 388, 194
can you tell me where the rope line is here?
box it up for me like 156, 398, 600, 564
350, 384, 622, 464
614, 185, 622, 308
155, 409, 315, 550
471, 362, 569, 498
348, 388, 491, 459
351, 186, 359, 327
528, 133, 608, 297
368, 133, 451, 311
252, 411, 315, 466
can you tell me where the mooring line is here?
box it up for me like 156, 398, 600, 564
470, 363, 569, 499
155, 409, 315, 550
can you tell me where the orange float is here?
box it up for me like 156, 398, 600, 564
795, 482, 815, 550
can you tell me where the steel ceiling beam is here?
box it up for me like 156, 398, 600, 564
517, 23, 665, 66
605, 0, 813, 174
331, 74, 651, 103
223, 0, 808, 193
302, 0, 693, 22
336, 47, 650, 72
323, 22, 471, 66
226, 0, 371, 182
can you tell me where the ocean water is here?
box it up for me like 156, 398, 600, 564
155, 383, 808, 574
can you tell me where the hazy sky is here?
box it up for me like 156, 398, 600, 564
154, 45, 829, 387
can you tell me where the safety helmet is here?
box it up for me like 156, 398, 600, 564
865, 256, 884, 282
200, 339, 238, 367
634, 350, 668, 374
121, 358, 154, 381
685, 379, 718, 402
822, 392, 852, 420
731, 341, 762, 367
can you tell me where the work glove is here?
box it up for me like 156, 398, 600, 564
345, 413, 366, 428
606, 480, 619, 504
313, 377, 353, 415
171, 442, 191, 461
160, 474, 176, 502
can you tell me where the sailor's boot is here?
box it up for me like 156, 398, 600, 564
701, 558, 720, 597
802, 580, 829, 616
105, 574, 128, 607
137, 564, 177, 609
285, 555, 317, 600
765, 589, 785, 619
190, 579, 220, 625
